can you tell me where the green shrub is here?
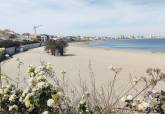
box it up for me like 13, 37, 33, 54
0, 40, 19, 48
45, 39, 68, 56
0, 40, 40, 48
21, 40, 39, 45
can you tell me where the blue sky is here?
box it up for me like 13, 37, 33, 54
0, 0, 165, 35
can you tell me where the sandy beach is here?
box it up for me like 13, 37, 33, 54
2, 43, 165, 91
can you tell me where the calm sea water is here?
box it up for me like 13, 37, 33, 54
88, 39, 165, 53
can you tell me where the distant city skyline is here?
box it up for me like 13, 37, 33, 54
0, 0, 165, 35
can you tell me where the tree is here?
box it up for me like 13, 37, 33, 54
45, 39, 68, 56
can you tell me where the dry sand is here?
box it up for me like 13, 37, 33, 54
2, 43, 165, 92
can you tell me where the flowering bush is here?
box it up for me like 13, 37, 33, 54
121, 68, 165, 113
0, 63, 73, 114
0, 63, 165, 114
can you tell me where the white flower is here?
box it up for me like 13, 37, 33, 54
57, 91, 63, 97
34, 69, 39, 74
6, 85, 12, 89
22, 89, 29, 97
132, 102, 137, 107
47, 99, 55, 107
28, 77, 37, 86
9, 106, 13, 111
23, 89, 29, 94
42, 111, 49, 114
28, 104, 34, 112
19, 97, 23, 102
28, 65, 35, 73
137, 103, 145, 111
2, 85, 5, 88
3, 94, 9, 99
23, 93, 33, 109
152, 90, 156, 94
86, 109, 89, 112
142, 101, 150, 108
80, 99, 86, 105
36, 75, 46, 81
137, 101, 149, 111
37, 82, 48, 88
32, 88, 37, 92
126, 95, 133, 100
13, 105, 18, 110
9, 105, 18, 111
30, 72, 35, 77
9, 94, 17, 101
4, 88, 10, 94
108, 65, 114, 70
161, 104, 165, 110
38, 71, 45, 76
0, 89, 3, 94
46, 63, 53, 70
121, 96, 127, 102
24, 95, 31, 107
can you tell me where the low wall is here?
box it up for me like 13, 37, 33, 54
5, 47, 16, 55
21, 43, 41, 51
0, 52, 4, 61
41, 42, 47, 46
0, 43, 42, 61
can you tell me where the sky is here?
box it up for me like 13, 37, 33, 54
0, 0, 165, 36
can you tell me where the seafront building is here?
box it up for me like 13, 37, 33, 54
1, 29, 165, 42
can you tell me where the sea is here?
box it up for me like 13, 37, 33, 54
88, 38, 165, 53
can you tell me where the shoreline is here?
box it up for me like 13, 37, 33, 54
70, 41, 165, 56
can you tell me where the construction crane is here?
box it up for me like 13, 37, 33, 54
33, 25, 43, 35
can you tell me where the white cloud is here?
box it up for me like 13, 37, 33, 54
0, 0, 165, 35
